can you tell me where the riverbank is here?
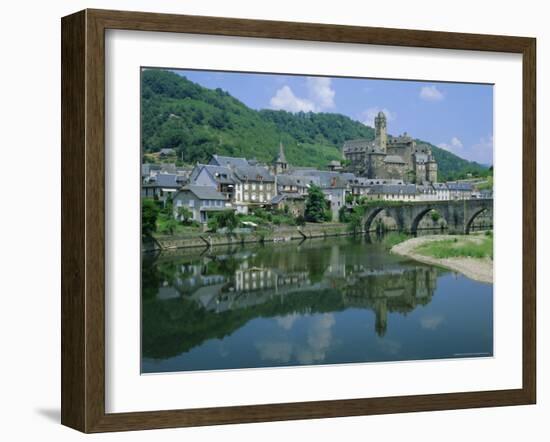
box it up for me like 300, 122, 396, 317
391, 234, 493, 284
143, 222, 354, 252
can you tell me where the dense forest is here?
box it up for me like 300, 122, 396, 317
141, 69, 489, 179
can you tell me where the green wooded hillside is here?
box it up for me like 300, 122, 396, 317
141, 69, 488, 179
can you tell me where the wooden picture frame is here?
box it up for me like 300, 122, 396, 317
61, 8, 536, 433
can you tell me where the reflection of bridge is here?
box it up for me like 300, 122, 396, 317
362, 199, 493, 234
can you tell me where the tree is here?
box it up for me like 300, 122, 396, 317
347, 212, 363, 234
305, 185, 329, 223
296, 214, 306, 226
142, 199, 160, 236
177, 206, 192, 224
208, 210, 239, 233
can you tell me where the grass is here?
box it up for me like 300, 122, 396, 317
414, 234, 493, 259
382, 232, 410, 248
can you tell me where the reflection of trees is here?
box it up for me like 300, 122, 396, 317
142, 238, 442, 359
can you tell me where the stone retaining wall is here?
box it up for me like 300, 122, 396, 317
143, 224, 352, 252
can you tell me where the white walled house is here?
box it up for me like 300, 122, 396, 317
364, 184, 419, 201
432, 182, 450, 200
232, 165, 275, 207
447, 182, 474, 200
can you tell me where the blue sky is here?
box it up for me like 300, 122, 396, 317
173, 69, 494, 165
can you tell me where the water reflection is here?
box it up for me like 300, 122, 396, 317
142, 236, 493, 372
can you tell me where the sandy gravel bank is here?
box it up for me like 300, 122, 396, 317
391, 235, 493, 284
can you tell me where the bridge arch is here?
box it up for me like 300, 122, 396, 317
410, 207, 446, 235
363, 207, 385, 233
465, 207, 490, 234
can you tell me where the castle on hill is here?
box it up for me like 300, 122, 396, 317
342, 111, 438, 184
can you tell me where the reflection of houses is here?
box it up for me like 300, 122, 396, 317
173, 185, 232, 223
341, 266, 438, 336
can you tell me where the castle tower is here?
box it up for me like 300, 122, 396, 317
427, 156, 438, 183
375, 111, 388, 152
274, 141, 288, 175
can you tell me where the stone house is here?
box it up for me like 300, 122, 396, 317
173, 185, 231, 224
270, 193, 305, 217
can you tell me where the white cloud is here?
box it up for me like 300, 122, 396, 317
296, 314, 335, 364
306, 77, 335, 109
270, 85, 316, 112
438, 136, 464, 154
438, 135, 493, 165
255, 341, 293, 363
471, 136, 494, 165
269, 77, 335, 113
275, 313, 299, 331
360, 107, 396, 127
420, 85, 444, 101
420, 315, 445, 330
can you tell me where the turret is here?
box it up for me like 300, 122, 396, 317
375, 111, 388, 152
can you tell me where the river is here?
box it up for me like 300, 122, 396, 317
141, 236, 493, 373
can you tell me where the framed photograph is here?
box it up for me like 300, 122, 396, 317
61, 9, 536, 433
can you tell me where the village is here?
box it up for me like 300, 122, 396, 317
141, 143, 491, 231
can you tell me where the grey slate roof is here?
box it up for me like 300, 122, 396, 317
201, 164, 237, 184
447, 182, 474, 191
277, 175, 317, 187
432, 182, 448, 190
142, 163, 161, 176
234, 165, 275, 182
300, 170, 348, 188
180, 185, 227, 200
210, 154, 250, 168
147, 173, 185, 188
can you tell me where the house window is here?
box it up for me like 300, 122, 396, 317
259, 184, 264, 191
189, 200, 194, 207
244, 184, 249, 190
244, 193, 249, 201
252, 184, 256, 191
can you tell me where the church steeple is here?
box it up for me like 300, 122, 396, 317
274, 141, 288, 174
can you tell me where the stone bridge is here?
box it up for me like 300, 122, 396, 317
362, 199, 493, 234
